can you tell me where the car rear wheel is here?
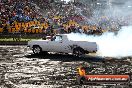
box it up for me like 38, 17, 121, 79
32, 46, 42, 54
73, 47, 84, 57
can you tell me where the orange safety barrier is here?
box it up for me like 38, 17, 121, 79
0, 28, 3, 32
43, 24, 48, 29
22, 22, 25, 26
30, 21, 35, 26
37, 21, 40, 25
25, 23, 29, 27
21, 23, 25, 28
32, 29, 35, 33
24, 29, 28, 33
40, 26, 46, 29
8, 28, 12, 33
82, 25, 88, 31
36, 29, 39, 33
42, 26, 45, 30
39, 29, 42, 33
28, 22, 33, 27
68, 20, 78, 27
18, 23, 21, 27
53, 29, 57, 34
2, 24, 6, 26
14, 21, 18, 25
28, 22, 31, 27
86, 25, 90, 30
91, 25, 97, 30
15, 28, 20, 32
12, 28, 16, 33
34, 21, 38, 25
15, 25, 19, 29
41, 23, 45, 26
45, 23, 48, 27
29, 21, 33, 26
21, 24, 25, 28
28, 29, 31, 33
87, 25, 92, 30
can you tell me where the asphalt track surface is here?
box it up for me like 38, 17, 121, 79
0, 46, 132, 88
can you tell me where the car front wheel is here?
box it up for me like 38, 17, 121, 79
32, 46, 42, 54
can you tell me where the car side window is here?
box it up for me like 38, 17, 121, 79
54, 36, 62, 42
51, 36, 62, 42
51, 36, 56, 41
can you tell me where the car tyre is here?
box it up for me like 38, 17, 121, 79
73, 47, 84, 57
32, 46, 42, 55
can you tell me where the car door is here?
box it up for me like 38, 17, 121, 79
48, 35, 70, 53
40, 40, 50, 51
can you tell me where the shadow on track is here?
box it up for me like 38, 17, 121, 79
25, 53, 105, 62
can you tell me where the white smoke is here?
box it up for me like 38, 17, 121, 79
68, 26, 132, 57
67, 0, 132, 57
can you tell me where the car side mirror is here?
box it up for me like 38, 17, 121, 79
51, 38, 53, 41
51, 37, 55, 41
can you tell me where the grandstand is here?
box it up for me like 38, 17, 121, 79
0, 0, 123, 43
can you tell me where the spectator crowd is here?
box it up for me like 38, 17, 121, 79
0, 0, 129, 37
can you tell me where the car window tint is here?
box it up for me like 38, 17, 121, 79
55, 36, 62, 41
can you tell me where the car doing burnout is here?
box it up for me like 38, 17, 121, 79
27, 34, 98, 56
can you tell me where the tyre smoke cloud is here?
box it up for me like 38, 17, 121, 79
68, 26, 132, 57
79, 0, 132, 29
67, 0, 132, 57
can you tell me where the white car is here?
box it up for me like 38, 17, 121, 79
27, 34, 98, 56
